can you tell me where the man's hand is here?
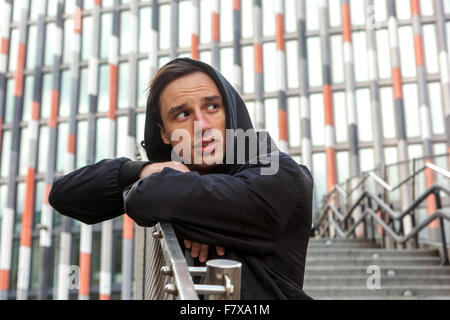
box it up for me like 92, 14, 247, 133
140, 161, 190, 179
184, 240, 225, 263
141, 162, 223, 262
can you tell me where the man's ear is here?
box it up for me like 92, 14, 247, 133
158, 123, 171, 145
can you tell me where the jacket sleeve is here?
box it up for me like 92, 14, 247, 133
49, 157, 150, 225
124, 155, 310, 255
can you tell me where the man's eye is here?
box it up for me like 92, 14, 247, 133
207, 104, 219, 111
176, 111, 189, 119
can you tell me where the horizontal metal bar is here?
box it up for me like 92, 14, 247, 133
335, 185, 348, 197
368, 172, 393, 191
194, 284, 227, 296
426, 162, 450, 179
188, 267, 207, 276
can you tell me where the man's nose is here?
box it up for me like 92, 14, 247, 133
194, 109, 212, 131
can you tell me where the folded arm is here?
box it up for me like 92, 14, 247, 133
49, 157, 150, 224
124, 156, 309, 255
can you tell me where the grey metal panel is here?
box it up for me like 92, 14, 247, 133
0, 0, 29, 300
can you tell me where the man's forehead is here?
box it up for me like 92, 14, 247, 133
162, 82, 222, 104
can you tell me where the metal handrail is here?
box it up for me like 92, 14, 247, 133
316, 183, 450, 226
134, 221, 242, 300
317, 161, 450, 224
319, 206, 450, 264
156, 222, 199, 299
315, 183, 450, 265
319, 153, 450, 206
321, 208, 450, 245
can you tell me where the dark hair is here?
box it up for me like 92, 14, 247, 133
146, 59, 206, 126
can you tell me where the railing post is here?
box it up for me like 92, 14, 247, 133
377, 194, 385, 248
411, 158, 419, 249
361, 174, 367, 239
361, 197, 367, 239
434, 190, 449, 265
343, 207, 348, 233
344, 179, 350, 236
395, 202, 406, 249
380, 209, 386, 249
204, 260, 242, 300
368, 197, 375, 243
388, 204, 397, 249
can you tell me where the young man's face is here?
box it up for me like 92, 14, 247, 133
158, 72, 226, 172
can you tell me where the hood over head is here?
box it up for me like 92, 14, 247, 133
143, 58, 256, 165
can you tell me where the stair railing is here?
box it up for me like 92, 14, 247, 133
316, 183, 450, 265
314, 159, 450, 266
133, 221, 242, 300
315, 158, 450, 230
317, 153, 450, 214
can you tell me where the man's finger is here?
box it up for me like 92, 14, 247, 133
199, 244, 209, 263
216, 246, 225, 256
184, 240, 191, 249
191, 242, 200, 258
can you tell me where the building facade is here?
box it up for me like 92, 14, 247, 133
0, 0, 449, 299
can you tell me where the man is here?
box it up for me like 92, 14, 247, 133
49, 58, 313, 299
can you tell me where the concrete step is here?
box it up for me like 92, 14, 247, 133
304, 265, 450, 276
304, 285, 450, 298
306, 238, 450, 299
303, 275, 450, 286
305, 256, 443, 266
306, 248, 439, 258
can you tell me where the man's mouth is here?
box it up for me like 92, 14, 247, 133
196, 139, 216, 154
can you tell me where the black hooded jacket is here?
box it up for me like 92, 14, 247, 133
49, 58, 313, 300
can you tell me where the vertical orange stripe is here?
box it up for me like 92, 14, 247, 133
278, 109, 287, 141
68, 134, 76, 154
79, 252, 91, 296
14, 44, 26, 97
233, 0, 241, 11
323, 84, 333, 126
123, 214, 134, 240
74, 7, 82, 34
0, 270, 10, 290
1, 38, 9, 54
341, 3, 352, 43
21, 168, 36, 247
410, 0, 421, 16
94, 0, 102, 6
48, 90, 59, 128
326, 147, 337, 191
275, 14, 285, 51
191, 34, 199, 60
424, 164, 438, 229
254, 44, 263, 74
392, 67, 403, 99
377, 210, 383, 235
32, 101, 40, 121
109, 64, 117, 120
212, 13, 220, 41
44, 184, 51, 205
413, 34, 425, 66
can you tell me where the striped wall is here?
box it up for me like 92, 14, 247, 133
0, 0, 29, 300
0, 0, 449, 299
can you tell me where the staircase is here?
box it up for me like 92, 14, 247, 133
303, 238, 450, 299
